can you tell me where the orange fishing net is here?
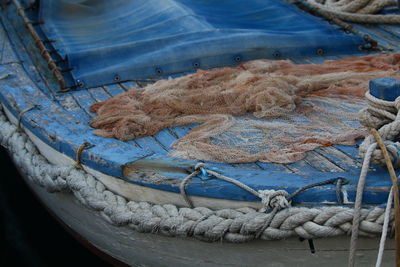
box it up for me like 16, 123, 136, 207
89, 54, 400, 164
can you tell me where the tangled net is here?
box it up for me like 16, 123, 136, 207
90, 54, 400, 164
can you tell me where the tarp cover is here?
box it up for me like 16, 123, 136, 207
39, 0, 365, 88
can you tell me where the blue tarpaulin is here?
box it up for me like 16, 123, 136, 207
38, 0, 365, 88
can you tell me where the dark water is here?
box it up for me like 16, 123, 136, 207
0, 147, 111, 267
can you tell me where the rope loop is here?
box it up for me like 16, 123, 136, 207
75, 142, 94, 169
258, 190, 290, 212
194, 162, 205, 171
17, 105, 39, 130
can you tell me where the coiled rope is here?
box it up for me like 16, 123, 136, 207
303, 0, 400, 24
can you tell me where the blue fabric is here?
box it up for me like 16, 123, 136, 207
39, 0, 365, 88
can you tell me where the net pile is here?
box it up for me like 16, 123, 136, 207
89, 54, 400, 164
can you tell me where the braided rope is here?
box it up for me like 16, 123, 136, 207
303, 0, 400, 24
0, 106, 393, 242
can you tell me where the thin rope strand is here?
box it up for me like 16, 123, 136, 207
348, 143, 377, 267
371, 129, 400, 266
376, 186, 394, 267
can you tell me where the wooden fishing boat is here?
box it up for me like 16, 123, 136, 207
1, 0, 399, 266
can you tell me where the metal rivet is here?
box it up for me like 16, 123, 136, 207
273, 51, 281, 58
316, 48, 324, 56
193, 62, 200, 68
235, 56, 241, 62
114, 75, 121, 82
363, 34, 371, 41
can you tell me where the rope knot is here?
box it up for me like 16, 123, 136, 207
194, 163, 205, 171
194, 163, 208, 177
384, 141, 400, 168
258, 189, 290, 212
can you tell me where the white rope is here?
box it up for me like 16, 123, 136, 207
0, 106, 393, 242
304, 0, 400, 24
359, 92, 400, 168
376, 186, 394, 267
258, 190, 290, 212
348, 143, 377, 267
179, 163, 290, 212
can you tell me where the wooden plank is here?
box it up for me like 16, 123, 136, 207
70, 89, 97, 117
0, 22, 19, 64
120, 81, 139, 90
88, 87, 112, 102
316, 146, 361, 171
55, 93, 91, 123
103, 84, 125, 96
135, 136, 168, 155
256, 162, 293, 173
0, 64, 151, 177
1, 15, 58, 100
303, 151, 344, 173
153, 129, 178, 149
170, 124, 196, 139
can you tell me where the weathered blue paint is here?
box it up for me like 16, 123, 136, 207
370, 78, 400, 101
88, 87, 111, 102
1, 69, 394, 204
1, 3, 400, 206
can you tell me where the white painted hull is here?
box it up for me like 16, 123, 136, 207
18, 176, 395, 266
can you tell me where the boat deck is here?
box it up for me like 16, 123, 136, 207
1, 2, 400, 207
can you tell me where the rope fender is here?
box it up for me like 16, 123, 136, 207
0, 106, 393, 243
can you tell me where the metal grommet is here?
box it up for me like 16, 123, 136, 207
114, 75, 121, 82
273, 51, 281, 58
316, 48, 324, 56
235, 56, 241, 62
77, 80, 85, 88
363, 34, 371, 41
193, 62, 200, 68
155, 68, 163, 76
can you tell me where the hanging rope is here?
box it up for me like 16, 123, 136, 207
371, 129, 400, 266
376, 186, 394, 267
358, 90, 400, 265
348, 143, 377, 267
357, 89, 400, 266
